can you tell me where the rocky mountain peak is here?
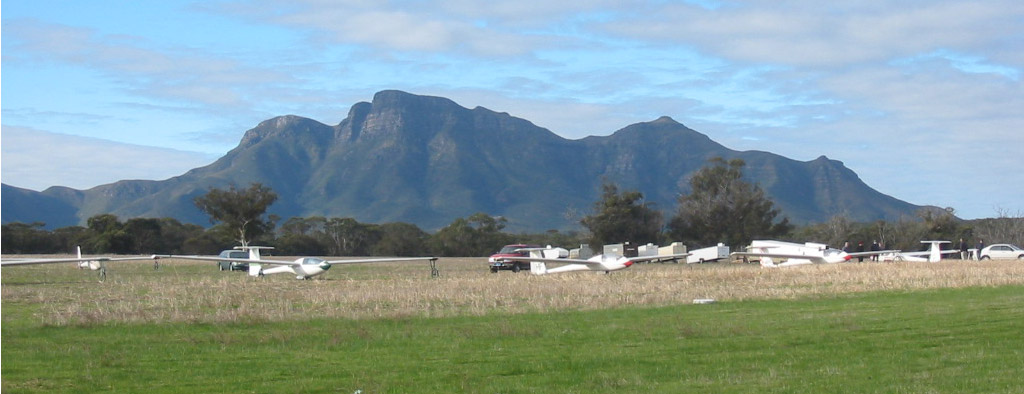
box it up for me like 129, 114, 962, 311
241, 115, 328, 147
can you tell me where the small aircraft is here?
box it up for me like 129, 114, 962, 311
881, 241, 959, 263
0, 246, 157, 280
153, 246, 437, 280
732, 240, 898, 268
496, 246, 690, 275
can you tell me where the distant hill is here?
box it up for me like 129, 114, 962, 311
1, 90, 923, 232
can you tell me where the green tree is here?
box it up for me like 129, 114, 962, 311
324, 217, 379, 256
372, 222, 430, 257
52, 226, 90, 253
86, 214, 132, 253
181, 232, 230, 255
279, 216, 327, 237
919, 207, 965, 241
156, 218, 206, 254
580, 182, 663, 247
123, 218, 164, 253
1, 222, 54, 253
193, 183, 278, 247
667, 157, 791, 248
793, 214, 854, 248
431, 213, 511, 257
276, 216, 329, 255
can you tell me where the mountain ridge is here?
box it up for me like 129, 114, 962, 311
2, 90, 923, 231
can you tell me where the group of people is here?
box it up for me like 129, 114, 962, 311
841, 240, 887, 262
959, 238, 985, 260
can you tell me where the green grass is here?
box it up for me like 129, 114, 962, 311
4, 285, 1023, 393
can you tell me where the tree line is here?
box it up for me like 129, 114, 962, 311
3, 158, 1019, 256
0, 212, 582, 257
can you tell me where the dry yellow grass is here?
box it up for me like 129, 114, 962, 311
3, 256, 1023, 326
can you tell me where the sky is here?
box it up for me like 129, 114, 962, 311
2, 0, 1022, 220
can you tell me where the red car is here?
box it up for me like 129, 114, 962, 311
488, 244, 540, 273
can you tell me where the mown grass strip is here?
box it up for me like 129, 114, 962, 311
4, 285, 1023, 393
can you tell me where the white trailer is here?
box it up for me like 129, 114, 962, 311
687, 243, 730, 264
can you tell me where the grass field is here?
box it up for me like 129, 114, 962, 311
3, 257, 1024, 392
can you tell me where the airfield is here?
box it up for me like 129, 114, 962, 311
4, 256, 1024, 392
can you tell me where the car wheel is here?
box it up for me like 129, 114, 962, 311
490, 267, 498, 273
512, 264, 521, 273
981, 256, 990, 260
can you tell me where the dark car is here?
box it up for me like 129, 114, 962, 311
217, 249, 250, 271
488, 244, 540, 273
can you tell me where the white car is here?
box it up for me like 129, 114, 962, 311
979, 244, 1024, 260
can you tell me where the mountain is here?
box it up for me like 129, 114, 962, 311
1, 90, 922, 232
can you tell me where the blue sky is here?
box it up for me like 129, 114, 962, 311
3, 0, 1022, 219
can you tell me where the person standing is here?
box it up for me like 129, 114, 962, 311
976, 239, 985, 260
857, 241, 865, 262
959, 238, 969, 260
870, 240, 880, 261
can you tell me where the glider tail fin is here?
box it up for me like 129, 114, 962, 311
929, 243, 942, 263
76, 246, 101, 270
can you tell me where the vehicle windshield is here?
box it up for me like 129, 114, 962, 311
302, 257, 325, 265
497, 245, 539, 254
219, 251, 248, 259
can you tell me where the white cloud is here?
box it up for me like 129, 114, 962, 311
1, 126, 218, 191
2, 19, 294, 111
216, 0, 550, 56
605, 1, 1024, 67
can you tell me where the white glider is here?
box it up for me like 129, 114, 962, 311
497, 246, 689, 275
732, 240, 898, 268
881, 241, 959, 263
153, 246, 437, 280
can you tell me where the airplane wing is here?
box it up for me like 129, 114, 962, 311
497, 256, 602, 265
0, 256, 153, 266
847, 250, 901, 257
731, 252, 828, 264
627, 253, 690, 263
151, 254, 294, 266
499, 253, 690, 265
732, 251, 821, 260
323, 257, 437, 265
898, 250, 960, 257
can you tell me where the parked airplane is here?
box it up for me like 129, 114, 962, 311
153, 246, 437, 280
496, 246, 690, 275
881, 241, 958, 263
732, 240, 898, 267
0, 246, 157, 280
